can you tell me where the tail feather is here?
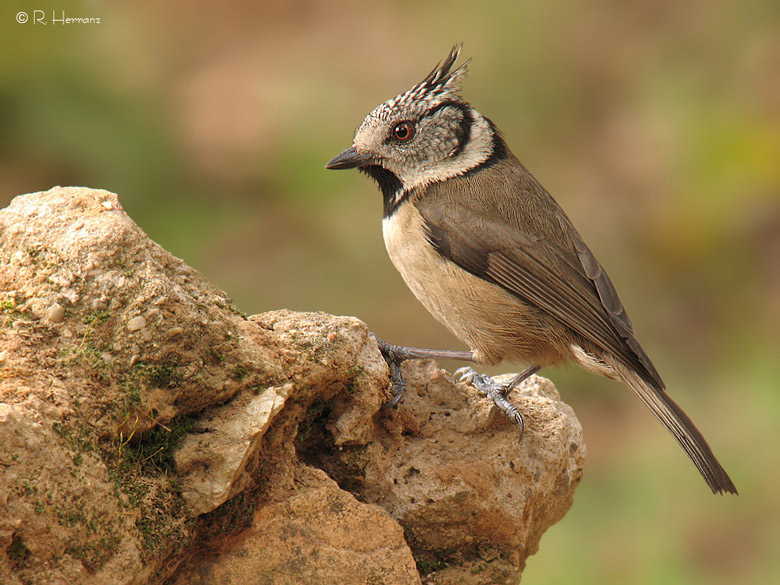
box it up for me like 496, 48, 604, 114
615, 363, 737, 495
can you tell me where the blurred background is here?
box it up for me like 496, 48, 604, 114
2, 0, 779, 582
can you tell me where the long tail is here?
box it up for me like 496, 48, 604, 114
614, 363, 737, 494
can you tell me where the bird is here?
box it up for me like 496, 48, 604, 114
326, 45, 736, 495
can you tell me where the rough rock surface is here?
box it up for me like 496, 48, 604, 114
0, 187, 586, 585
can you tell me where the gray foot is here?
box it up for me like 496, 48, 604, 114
373, 336, 406, 408
373, 334, 476, 409
456, 367, 528, 437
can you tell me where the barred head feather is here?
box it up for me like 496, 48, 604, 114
389, 44, 470, 109
344, 44, 496, 200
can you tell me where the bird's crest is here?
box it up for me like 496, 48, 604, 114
388, 44, 469, 110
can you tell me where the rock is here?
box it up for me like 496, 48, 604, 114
126, 316, 147, 332
175, 382, 295, 515
0, 402, 144, 585
170, 466, 421, 585
369, 366, 583, 574
46, 302, 66, 323
0, 187, 586, 585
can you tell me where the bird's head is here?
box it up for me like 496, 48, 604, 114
326, 45, 499, 208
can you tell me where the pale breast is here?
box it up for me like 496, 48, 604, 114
382, 201, 562, 366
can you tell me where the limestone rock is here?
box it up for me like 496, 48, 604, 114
293, 360, 585, 581
175, 382, 294, 516
0, 187, 586, 585
171, 466, 421, 585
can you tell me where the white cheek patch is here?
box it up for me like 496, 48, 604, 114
400, 112, 494, 193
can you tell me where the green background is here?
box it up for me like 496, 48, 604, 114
2, 1, 779, 582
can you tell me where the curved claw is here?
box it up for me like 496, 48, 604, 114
455, 366, 493, 387
496, 396, 525, 440
382, 390, 404, 409
372, 334, 478, 410
380, 343, 407, 409
455, 366, 477, 383
455, 366, 525, 438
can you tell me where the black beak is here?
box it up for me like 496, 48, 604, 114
325, 147, 376, 170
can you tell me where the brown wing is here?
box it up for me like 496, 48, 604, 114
416, 163, 663, 388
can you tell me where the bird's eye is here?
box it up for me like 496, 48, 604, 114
392, 121, 415, 142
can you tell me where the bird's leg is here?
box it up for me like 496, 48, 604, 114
372, 335, 537, 437
505, 364, 541, 391
455, 364, 540, 438
372, 334, 475, 408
